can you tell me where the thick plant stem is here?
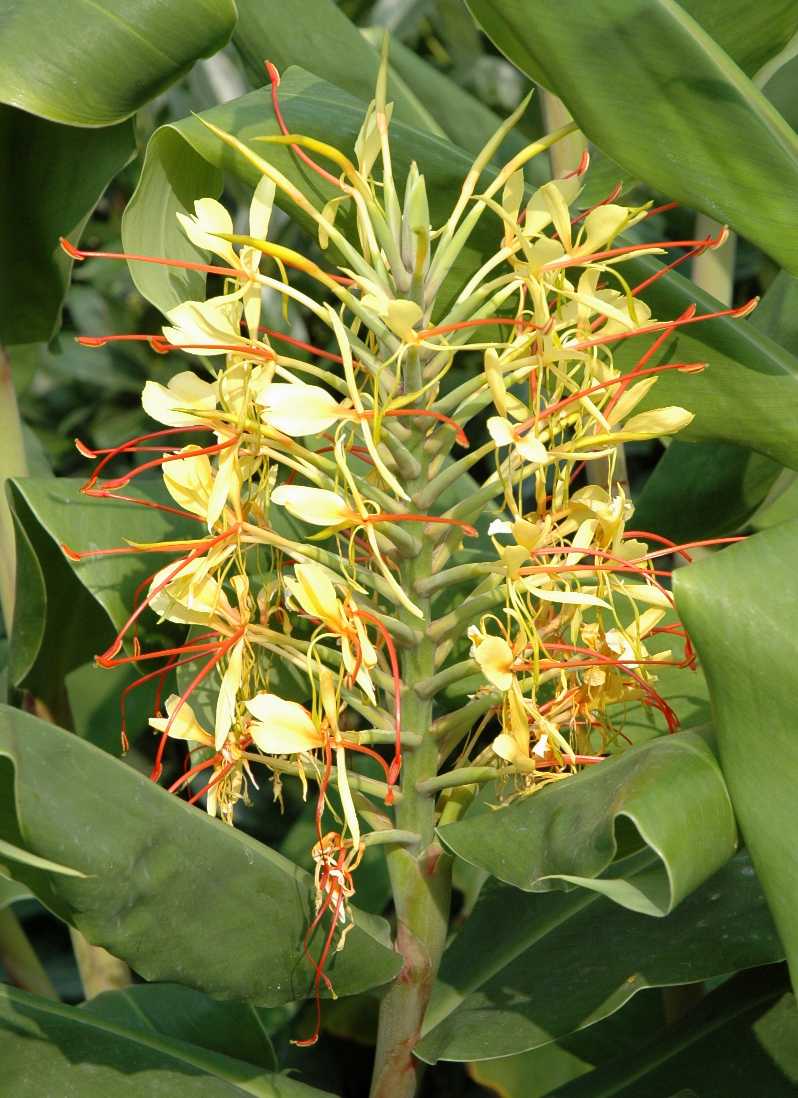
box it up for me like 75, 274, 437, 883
369, 427, 453, 1098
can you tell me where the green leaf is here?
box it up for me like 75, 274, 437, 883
438, 730, 736, 915
0, 703, 402, 1005
416, 852, 784, 1063
0, 107, 133, 344
0, 837, 85, 878
10, 476, 193, 638
675, 518, 798, 993
83, 984, 278, 1072
232, 0, 436, 132
466, 0, 798, 274
0, 0, 236, 127
0, 873, 31, 911
555, 967, 798, 1097
8, 480, 113, 719
632, 440, 780, 543
0, 984, 333, 1097
678, 0, 798, 78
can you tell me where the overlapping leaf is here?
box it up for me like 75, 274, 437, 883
416, 852, 783, 1063
0, 984, 331, 1097
0, 704, 401, 1005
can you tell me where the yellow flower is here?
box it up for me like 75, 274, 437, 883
142, 370, 217, 427
271, 485, 355, 527
245, 693, 325, 755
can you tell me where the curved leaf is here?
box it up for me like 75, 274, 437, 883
466, 0, 798, 274
0, 984, 332, 1098
0, 107, 133, 344
0, 0, 236, 127
438, 730, 736, 915
675, 518, 798, 993
0, 704, 401, 1005
232, 0, 440, 134
469, 967, 798, 1096
10, 477, 193, 638
416, 852, 783, 1063
83, 984, 278, 1072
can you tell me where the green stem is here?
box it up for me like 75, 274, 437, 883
369, 425, 453, 1098
0, 347, 28, 628
415, 767, 497, 795
0, 906, 58, 1000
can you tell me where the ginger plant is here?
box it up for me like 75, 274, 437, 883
62, 57, 753, 1098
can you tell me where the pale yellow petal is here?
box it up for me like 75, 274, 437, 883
258, 383, 341, 437
270, 485, 353, 527
142, 371, 217, 428
245, 693, 321, 754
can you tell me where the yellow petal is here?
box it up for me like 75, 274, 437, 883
487, 416, 515, 448
148, 557, 232, 626
176, 198, 236, 264
621, 406, 694, 438
386, 299, 423, 341
161, 446, 214, 518
258, 383, 341, 436
149, 695, 212, 743
285, 561, 343, 628
162, 293, 244, 357
515, 434, 549, 465
492, 732, 520, 762
472, 635, 515, 692
245, 693, 321, 754
215, 638, 244, 750
142, 371, 217, 428
270, 485, 353, 527
249, 176, 275, 241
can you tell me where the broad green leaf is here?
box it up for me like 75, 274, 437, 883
0, 984, 332, 1098
83, 984, 278, 1072
8, 481, 113, 719
0, 703, 402, 1005
633, 441, 781, 543
0, 837, 85, 878
0, 0, 235, 127
438, 731, 736, 915
679, 1, 798, 78
675, 518, 798, 993
466, 0, 798, 274
10, 477, 193, 638
416, 851, 783, 1063
0, 107, 133, 344
555, 967, 798, 1097
232, 0, 437, 132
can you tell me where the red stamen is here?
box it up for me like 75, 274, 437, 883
60, 237, 248, 280
366, 512, 477, 537
265, 62, 343, 191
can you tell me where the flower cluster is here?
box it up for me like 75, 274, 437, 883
64, 57, 752, 1039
